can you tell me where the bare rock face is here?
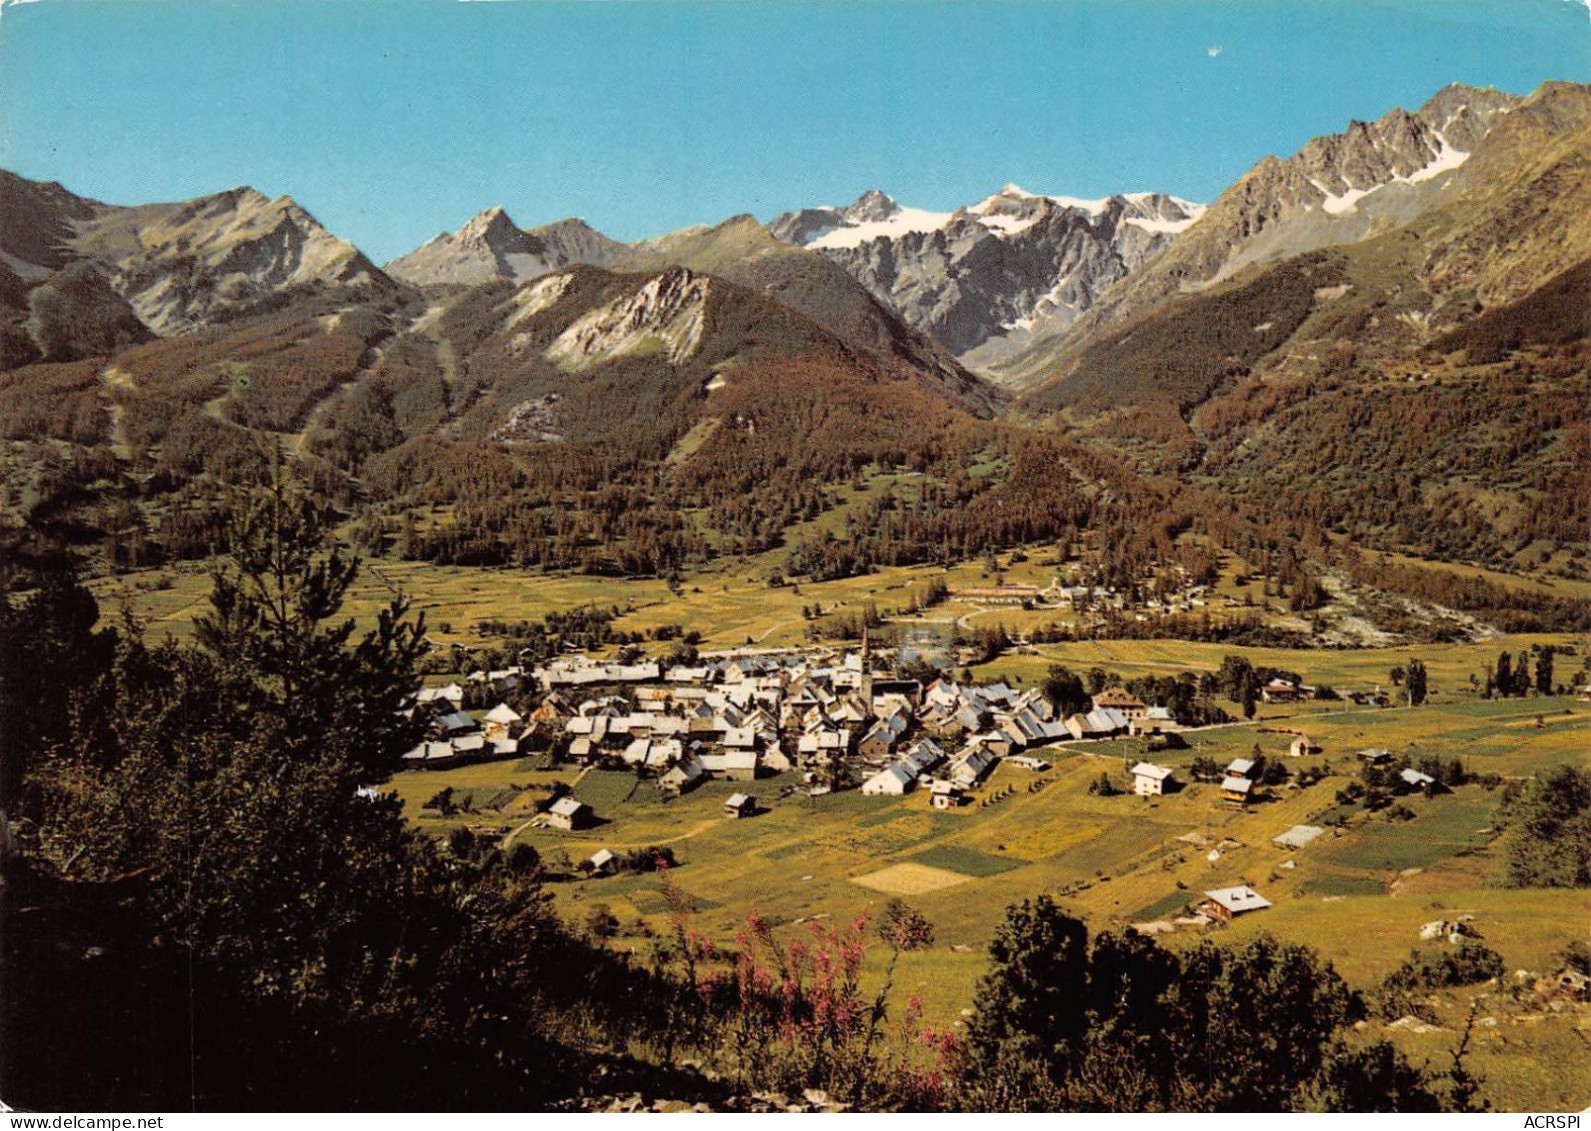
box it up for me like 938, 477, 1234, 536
1166, 84, 1519, 277
997, 83, 1530, 386
108, 188, 387, 333
0, 172, 395, 336
770, 185, 1206, 368
545, 266, 710, 369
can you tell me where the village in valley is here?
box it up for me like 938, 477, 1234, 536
383, 595, 1591, 1109
6, 0, 1591, 1113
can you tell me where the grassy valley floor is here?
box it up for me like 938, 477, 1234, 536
391, 693, 1591, 1111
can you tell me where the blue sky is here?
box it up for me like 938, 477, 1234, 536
1, 0, 1585, 261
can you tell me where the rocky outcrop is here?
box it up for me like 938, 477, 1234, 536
0, 172, 395, 336
995, 83, 1529, 386
545, 266, 709, 369
105, 188, 389, 333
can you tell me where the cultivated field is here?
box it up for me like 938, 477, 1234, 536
389, 693, 1591, 1110
91, 542, 1591, 1109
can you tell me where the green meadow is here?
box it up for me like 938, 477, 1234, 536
387, 693, 1591, 1109
92, 547, 1591, 1110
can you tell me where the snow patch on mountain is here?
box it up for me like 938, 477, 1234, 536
1308, 132, 1471, 215
771, 184, 1207, 365
1125, 206, 1207, 235
808, 204, 954, 249
1404, 133, 1471, 183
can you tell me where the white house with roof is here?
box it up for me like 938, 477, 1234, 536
862, 762, 917, 796
948, 746, 997, 787
546, 796, 594, 830
1399, 767, 1439, 793
482, 702, 523, 743
724, 792, 756, 819
863, 739, 946, 795
416, 683, 465, 709
1130, 762, 1174, 796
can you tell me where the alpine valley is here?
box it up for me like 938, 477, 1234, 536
2, 80, 1584, 637
4, 68, 1591, 1118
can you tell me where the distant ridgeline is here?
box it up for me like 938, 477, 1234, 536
1, 81, 1587, 622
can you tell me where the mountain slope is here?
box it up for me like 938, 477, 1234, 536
386, 208, 1000, 416
994, 82, 1576, 388
0, 172, 104, 278
72, 187, 395, 334
386, 208, 626, 286
397, 260, 992, 454
615, 214, 998, 414
0, 172, 399, 338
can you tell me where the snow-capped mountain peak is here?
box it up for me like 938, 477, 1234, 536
769, 183, 1207, 366
793, 190, 953, 250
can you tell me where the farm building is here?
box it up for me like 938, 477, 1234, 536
948, 747, 997, 787
434, 710, 481, 738
1130, 762, 1174, 796
1219, 775, 1253, 809
1357, 747, 1393, 765
402, 740, 460, 768
930, 781, 964, 810
724, 793, 756, 819
862, 763, 917, 796
1226, 757, 1255, 779
1399, 767, 1440, 794
1202, 886, 1271, 922
1129, 706, 1177, 737
482, 702, 523, 742
861, 740, 945, 796
1289, 735, 1321, 757
1261, 679, 1303, 703
1272, 825, 1324, 850
658, 755, 706, 794
699, 749, 759, 781
1064, 706, 1129, 740
415, 683, 464, 709
1092, 687, 1147, 718
586, 848, 616, 875
547, 797, 594, 830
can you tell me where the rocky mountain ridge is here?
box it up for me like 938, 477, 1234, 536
992, 82, 1554, 386
0, 171, 393, 337
386, 207, 626, 286
768, 184, 1207, 369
